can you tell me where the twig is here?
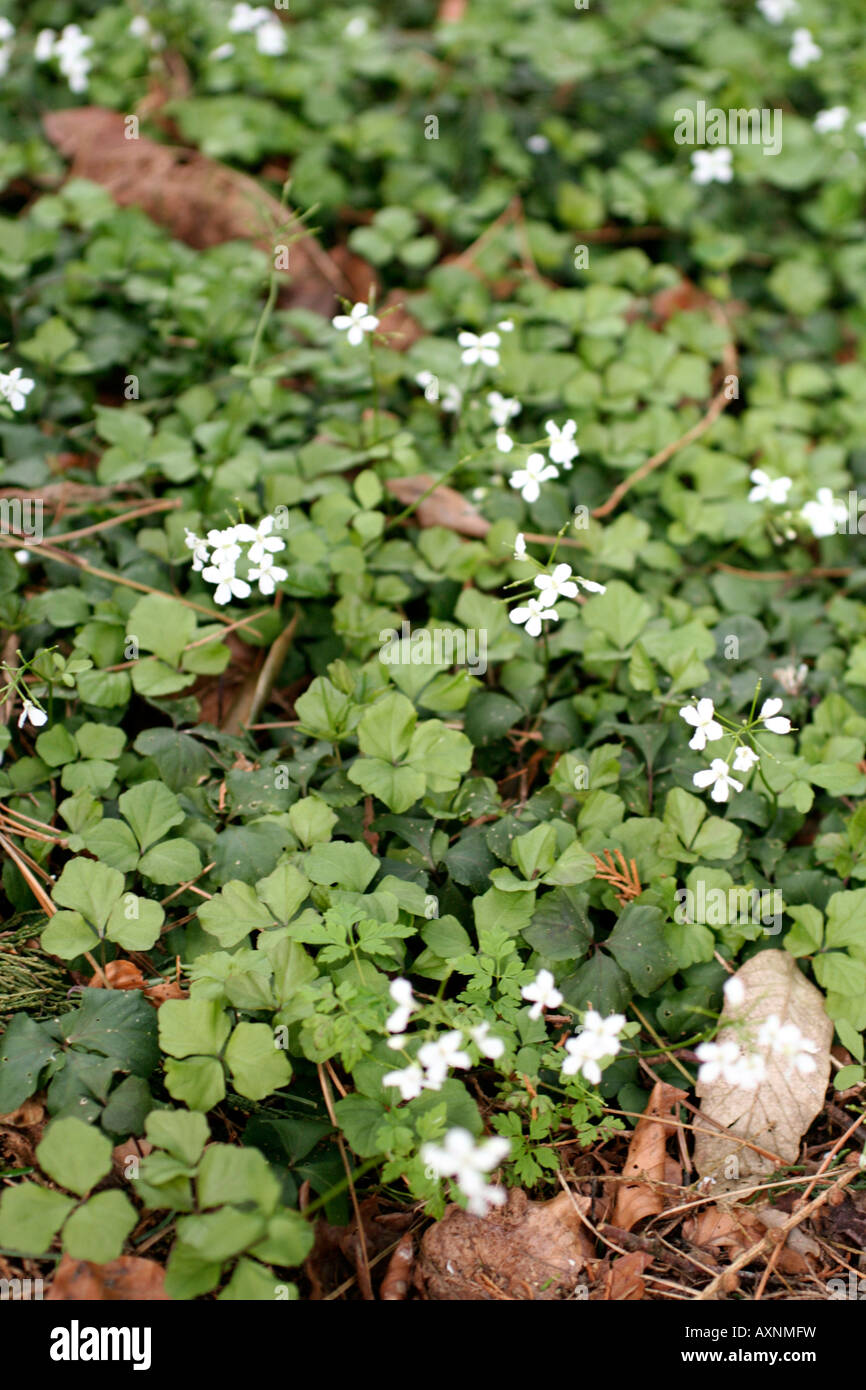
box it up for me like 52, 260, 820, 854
317, 1063, 374, 1301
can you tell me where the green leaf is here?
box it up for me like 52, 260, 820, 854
0, 1185, 74, 1255
80, 819, 140, 872
252, 1211, 314, 1267
304, 841, 379, 892
35, 724, 77, 767
287, 796, 338, 847
605, 904, 677, 995
199, 880, 275, 947
145, 1109, 210, 1166
127, 593, 197, 667
118, 781, 185, 852
52, 857, 123, 931
356, 691, 417, 761
133, 728, 211, 791
37, 1117, 112, 1196
138, 836, 202, 884
197, 1144, 280, 1213
63, 1191, 137, 1262
0, 1014, 56, 1112
348, 757, 425, 812
61, 989, 159, 1076
333, 1095, 387, 1157
522, 888, 593, 961
105, 895, 165, 951
159, 998, 232, 1059
41, 909, 97, 959
225, 1023, 293, 1100
164, 1057, 226, 1111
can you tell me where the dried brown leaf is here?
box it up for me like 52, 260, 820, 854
613, 1081, 688, 1231
418, 1189, 593, 1300
47, 1254, 169, 1301
602, 1250, 652, 1300
385, 475, 491, 537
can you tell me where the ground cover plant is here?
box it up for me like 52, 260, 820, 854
1, 0, 866, 1305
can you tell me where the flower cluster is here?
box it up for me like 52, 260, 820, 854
383, 980, 504, 1100
507, 417, 579, 499
421, 1129, 511, 1217
35, 24, 93, 92
680, 695, 792, 803
562, 1011, 626, 1085
697, 1013, 819, 1090
509, 563, 605, 638
226, 3, 288, 56
184, 516, 287, 605
691, 148, 733, 185
747, 469, 852, 540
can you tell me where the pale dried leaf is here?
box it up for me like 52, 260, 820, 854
385, 475, 491, 537
694, 952, 832, 1180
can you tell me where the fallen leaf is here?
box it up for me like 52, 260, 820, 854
42, 108, 376, 320
694, 952, 833, 1181
47, 1254, 169, 1300
90, 960, 146, 990
379, 1232, 414, 1300
385, 475, 491, 537
613, 1081, 688, 1230
603, 1250, 652, 1300
683, 1204, 766, 1256
418, 1189, 593, 1300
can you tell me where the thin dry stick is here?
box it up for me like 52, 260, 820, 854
697, 1163, 860, 1301
593, 310, 737, 520
222, 607, 299, 734
12, 498, 182, 545
797, 1110, 865, 1208
317, 1062, 374, 1301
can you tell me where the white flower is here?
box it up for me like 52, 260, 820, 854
421, 1128, 510, 1216
18, 698, 48, 729
757, 0, 797, 20
248, 553, 288, 596
727, 1051, 767, 1089
696, 1039, 744, 1086
535, 563, 579, 606
748, 468, 792, 504
441, 383, 463, 413
201, 565, 251, 606
526, 134, 550, 154
497, 319, 514, 333
732, 745, 760, 773
184, 529, 210, 572
692, 759, 744, 804
509, 452, 558, 503
129, 16, 151, 40
458, 330, 501, 367
521, 968, 563, 1020
758, 1016, 819, 1075
332, 301, 379, 346
487, 391, 521, 428
691, 148, 733, 185
256, 20, 288, 55
416, 370, 439, 402
0, 368, 35, 412
495, 431, 514, 453
228, 3, 272, 33
386, 977, 416, 1035
801, 487, 846, 537
53, 24, 93, 90
383, 1064, 425, 1101
773, 662, 808, 696
789, 27, 821, 67
814, 107, 849, 133
545, 419, 579, 468
13, 550, 30, 564
344, 16, 369, 38
417, 1030, 470, 1089
509, 597, 559, 639
679, 698, 724, 751
576, 576, 606, 594
723, 976, 745, 1007
856, 121, 866, 143
513, 533, 527, 560
205, 529, 241, 570
34, 29, 56, 61
0, 18, 14, 43
758, 697, 791, 735
210, 42, 236, 60
561, 1033, 604, 1084
235, 514, 286, 562
470, 1021, 505, 1060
